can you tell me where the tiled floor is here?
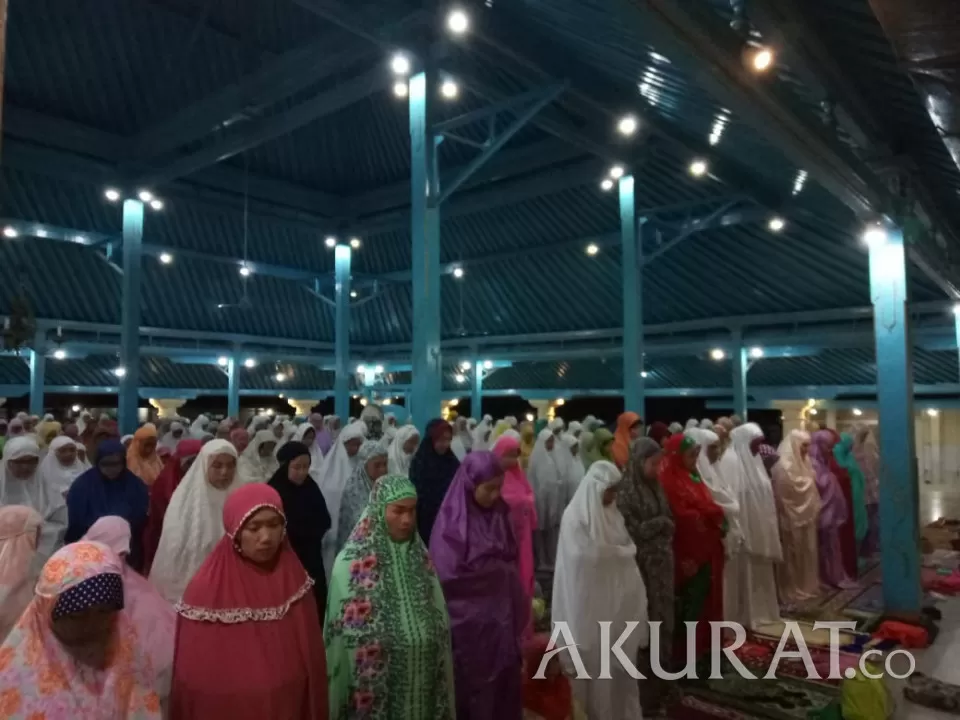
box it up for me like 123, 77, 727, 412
891, 490, 960, 718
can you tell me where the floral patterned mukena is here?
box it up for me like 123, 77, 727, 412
324, 474, 455, 719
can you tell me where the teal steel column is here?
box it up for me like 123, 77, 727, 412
620, 175, 644, 416
334, 244, 352, 422
732, 329, 748, 420
410, 70, 442, 431
29, 330, 46, 417
472, 359, 483, 418
118, 199, 144, 434
869, 226, 920, 612
227, 354, 240, 419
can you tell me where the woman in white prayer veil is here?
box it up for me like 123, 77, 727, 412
725, 423, 783, 629
148, 439, 241, 602
549, 418, 574, 495
699, 418, 715, 430
37, 436, 86, 498
551, 459, 647, 719
159, 421, 185, 452
561, 432, 584, 504
324, 414, 342, 444
387, 425, 420, 476
291, 423, 324, 482
236, 429, 280, 484
668, 421, 684, 435
450, 417, 470, 460
189, 414, 210, 439
383, 413, 398, 444
527, 429, 565, 572
470, 416, 494, 452
317, 420, 368, 580
715, 429, 749, 624
0, 437, 67, 564
685, 418, 699, 430
567, 420, 582, 439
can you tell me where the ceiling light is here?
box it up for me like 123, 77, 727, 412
350, 290, 358, 298
359, 398, 369, 406
217, 356, 228, 367
149, 199, 164, 211
710, 348, 725, 360
325, 236, 337, 248
278, 393, 284, 399
586, 243, 599, 256
275, 372, 287, 382
454, 373, 466, 383
448, 398, 459, 407
767, 216, 785, 232
137, 190, 154, 203
114, 366, 126, 378
239, 265, 252, 277
35, 228, 48, 238
609, 165, 625, 179
2, 226, 17, 238
649, 51, 670, 64
617, 115, 638, 136
390, 53, 410, 75
792, 169, 808, 196
244, 358, 256, 368
641, 370, 649, 378
447, 8, 469, 35
265, 408, 275, 416
954, 303, 960, 316
749, 347, 764, 358
483, 359, 493, 369
460, 361, 471, 371
852, 408, 863, 417
104, 188, 121, 202
159, 252, 173, 264
525, 413, 535, 422
375, 365, 384, 373
689, 159, 708, 177
71, 404, 81, 413
555, 398, 565, 406
862, 225, 887, 249
382, 398, 392, 405
600, 178, 614, 192
927, 408, 939, 417
809, 408, 818, 416
53, 349, 66, 360
393, 81, 409, 98
74, 235, 86, 244
750, 47, 775, 73
440, 79, 459, 99
350, 237, 361, 249
452, 267, 464, 279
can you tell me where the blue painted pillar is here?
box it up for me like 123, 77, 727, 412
409, 70, 442, 431
620, 175, 644, 416
29, 330, 46, 417
334, 244, 352, 422
227, 354, 240, 419
118, 199, 144, 434
869, 226, 920, 612
732, 329, 748, 421
472, 359, 483, 418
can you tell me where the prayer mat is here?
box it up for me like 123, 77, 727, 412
922, 519, 960, 552
752, 621, 860, 649
685, 672, 842, 720
844, 583, 942, 616
904, 672, 960, 714
667, 694, 762, 719
727, 636, 861, 686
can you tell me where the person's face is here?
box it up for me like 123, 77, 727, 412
331, 419, 341, 431
97, 454, 124, 480
272, 424, 284, 439
682, 445, 699, 472
216, 427, 231, 439
259, 441, 276, 458
433, 431, 452, 455
473, 476, 504, 508
8, 455, 39, 479
301, 428, 316, 446
140, 436, 157, 456
545, 436, 555, 451
570, 443, 579, 457
384, 497, 417, 542
602, 485, 619, 506
706, 443, 720, 464
344, 438, 363, 457
499, 447, 520, 471
483, 431, 491, 443
56, 445, 78, 467
207, 453, 236, 489
800, 440, 810, 460
51, 604, 118, 668
237, 508, 285, 565
288, 454, 311, 485
172, 429, 183, 439
23, 419, 35, 432
659, 435, 669, 448
629, 422, 642, 440
642, 453, 662, 480
402, 434, 420, 454
365, 454, 388, 483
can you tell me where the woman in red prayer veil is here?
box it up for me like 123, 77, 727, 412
658, 433, 726, 662
824, 429, 859, 580
170, 483, 328, 719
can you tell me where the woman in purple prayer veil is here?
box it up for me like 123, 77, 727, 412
309, 413, 333, 456
429, 451, 526, 720
808, 430, 855, 588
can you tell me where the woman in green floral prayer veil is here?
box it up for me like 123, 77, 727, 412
581, 427, 615, 469
324, 474, 455, 720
